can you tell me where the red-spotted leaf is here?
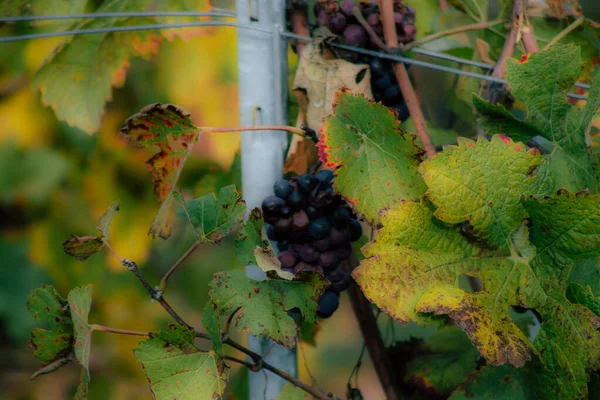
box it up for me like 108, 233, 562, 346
120, 103, 200, 239
317, 89, 426, 224
27, 285, 73, 366
134, 325, 228, 400
68, 285, 93, 378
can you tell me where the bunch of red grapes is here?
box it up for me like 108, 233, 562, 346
261, 170, 362, 318
313, 0, 416, 120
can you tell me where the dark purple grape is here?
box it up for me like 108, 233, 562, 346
319, 250, 337, 269
366, 13, 382, 34
331, 275, 351, 293
329, 12, 347, 33
309, 217, 331, 239
326, 267, 346, 283
278, 250, 297, 269
297, 174, 318, 192
288, 190, 307, 209
262, 195, 285, 214
369, 57, 385, 76
299, 244, 320, 263
288, 230, 311, 242
340, 0, 357, 17
277, 240, 289, 251
317, 10, 331, 27
331, 206, 351, 228
317, 290, 340, 318
394, 12, 403, 24
314, 237, 330, 252
274, 179, 293, 199
266, 224, 283, 240
384, 85, 402, 104
374, 73, 393, 90
347, 219, 363, 242
335, 244, 353, 261
343, 24, 367, 47
306, 206, 322, 220
292, 210, 309, 230
315, 169, 334, 184
274, 217, 292, 232
329, 227, 346, 246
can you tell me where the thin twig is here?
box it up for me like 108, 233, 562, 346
542, 16, 585, 51
342, 256, 403, 400
404, 19, 504, 51
90, 324, 150, 337
159, 241, 201, 292
223, 355, 334, 400
380, 0, 436, 159
352, 7, 389, 52
200, 125, 306, 135
31, 353, 75, 380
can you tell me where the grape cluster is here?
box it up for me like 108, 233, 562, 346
262, 170, 362, 318
313, 0, 415, 121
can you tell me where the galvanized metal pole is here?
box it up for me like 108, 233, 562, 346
236, 0, 296, 398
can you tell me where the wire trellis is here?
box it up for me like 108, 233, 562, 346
0, 11, 591, 100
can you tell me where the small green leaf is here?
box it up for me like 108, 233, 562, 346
235, 208, 267, 266
209, 270, 327, 348
134, 325, 228, 400
202, 303, 223, 357
254, 244, 295, 281
27, 285, 73, 366
73, 368, 90, 400
62, 235, 104, 262
120, 103, 200, 239
317, 89, 426, 224
96, 201, 120, 239
277, 383, 306, 400
176, 185, 246, 243
68, 285, 93, 378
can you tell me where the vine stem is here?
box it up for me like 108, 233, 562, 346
90, 324, 150, 336
104, 244, 337, 399
403, 19, 504, 51
380, 0, 436, 158
542, 16, 584, 51
200, 125, 305, 135
159, 241, 201, 292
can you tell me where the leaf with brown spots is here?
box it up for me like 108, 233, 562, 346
175, 185, 246, 243
235, 207, 268, 267
134, 325, 228, 400
27, 285, 73, 366
120, 103, 200, 239
317, 89, 427, 224
209, 270, 327, 348
68, 285, 94, 378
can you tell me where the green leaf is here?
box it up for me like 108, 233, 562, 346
68, 285, 93, 378
209, 270, 327, 348
33, 0, 160, 134
161, 0, 213, 41
202, 303, 223, 357
134, 325, 228, 400
317, 89, 426, 224
176, 185, 246, 243
277, 383, 306, 400
474, 44, 600, 193
96, 201, 120, 239
235, 207, 268, 266
569, 257, 600, 296
73, 368, 90, 400
120, 103, 200, 239
450, 364, 531, 399
27, 285, 73, 365
419, 135, 552, 250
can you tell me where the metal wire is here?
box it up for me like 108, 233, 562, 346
0, 18, 590, 100
0, 11, 235, 22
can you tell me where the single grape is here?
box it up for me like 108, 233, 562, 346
299, 244, 320, 263
329, 12, 347, 34
309, 217, 331, 239
343, 24, 367, 47
261, 195, 285, 214
266, 224, 283, 241
278, 250, 298, 269
297, 174, 318, 192
331, 275, 351, 293
326, 267, 346, 283
319, 250, 337, 269
393, 12, 403, 24
347, 219, 363, 241
314, 237, 330, 252
329, 227, 346, 246
292, 210, 310, 230
281, 205, 292, 217
331, 206, 351, 228
340, 0, 357, 17
383, 85, 402, 104
315, 169, 334, 184
317, 10, 331, 27
277, 240, 289, 251
306, 206, 322, 220
274, 217, 292, 232
273, 179, 293, 199
366, 13, 382, 34
369, 57, 385, 76
335, 244, 353, 261
317, 290, 340, 318
288, 190, 307, 209
374, 73, 393, 90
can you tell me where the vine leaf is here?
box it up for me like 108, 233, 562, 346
33, 0, 162, 134
120, 103, 200, 239
450, 364, 530, 399
62, 201, 120, 261
134, 325, 228, 400
74, 369, 90, 400
27, 285, 73, 366
317, 89, 426, 224
209, 270, 327, 348
354, 188, 600, 398
474, 44, 600, 193
175, 185, 246, 243
419, 135, 552, 250
235, 208, 268, 266
202, 303, 223, 358
68, 285, 94, 378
